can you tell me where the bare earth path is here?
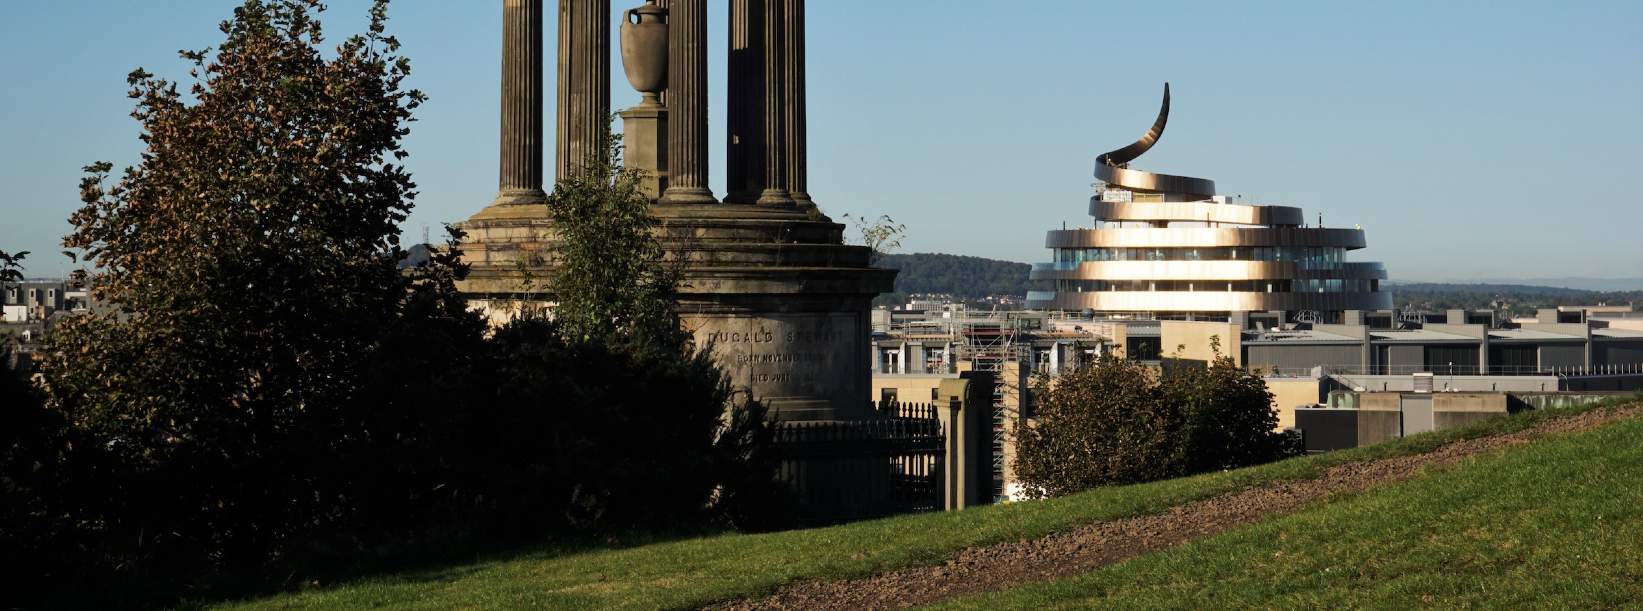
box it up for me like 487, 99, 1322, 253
715, 405, 1641, 611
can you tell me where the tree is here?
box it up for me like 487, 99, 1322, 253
38, 0, 474, 582
1014, 356, 1183, 495
1160, 339, 1285, 473
1014, 343, 1293, 498
548, 132, 686, 348
0, 249, 25, 291
477, 127, 787, 532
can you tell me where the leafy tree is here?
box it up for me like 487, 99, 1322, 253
1014, 356, 1183, 495
1160, 339, 1284, 473
1015, 342, 1293, 498
38, 0, 470, 583
548, 133, 686, 348
478, 128, 787, 532
0, 249, 26, 292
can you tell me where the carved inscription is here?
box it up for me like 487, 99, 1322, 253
684, 312, 865, 417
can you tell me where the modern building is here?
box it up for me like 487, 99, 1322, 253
1027, 84, 1391, 324
2, 278, 88, 323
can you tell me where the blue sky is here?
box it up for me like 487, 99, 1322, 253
2, 0, 1640, 281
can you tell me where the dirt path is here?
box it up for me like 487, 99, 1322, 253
715, 404, 1640, 611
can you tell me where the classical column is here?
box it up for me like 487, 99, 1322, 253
755, 0, 793, 206
555, 0, 611, 180
495, 0, 546, 206
782, 0, 812, 206
660, 0, 716, 204
724, 0, 760, 203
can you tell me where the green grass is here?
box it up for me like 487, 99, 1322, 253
216, 397, 1639, 610
933, 412, 1643, 610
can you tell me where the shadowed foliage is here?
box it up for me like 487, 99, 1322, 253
4, 2, 782, 608
1015, 346, 1294, 498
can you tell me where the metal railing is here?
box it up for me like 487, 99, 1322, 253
1258, 363, 1643, 378
772, 402, 946, 524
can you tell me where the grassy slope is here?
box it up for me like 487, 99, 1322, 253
935, 414, 1643, 610
217, 398, 1638, 611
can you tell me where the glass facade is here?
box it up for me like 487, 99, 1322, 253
1054, 246, 1346, 265
1055, 278, 1380, 293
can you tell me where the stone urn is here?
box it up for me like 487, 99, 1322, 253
620, 1, 668, 106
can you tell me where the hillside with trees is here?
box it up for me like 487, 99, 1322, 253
1390, 283, 1640, 316
875, 253, 1041, 307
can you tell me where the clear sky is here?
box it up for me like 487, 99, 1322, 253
2, 1, 1640, 281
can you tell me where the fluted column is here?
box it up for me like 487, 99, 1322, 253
555, 0, 611, 181
660, 0, 715, 204
725, 0, 759, 203
782, 0, 812, 206
496, 0, 546, 205
755, 0, 792, 206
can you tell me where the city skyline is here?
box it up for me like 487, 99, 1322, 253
2, 0, 1640, 281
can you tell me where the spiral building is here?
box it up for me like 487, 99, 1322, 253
1028, 84, 1392, 323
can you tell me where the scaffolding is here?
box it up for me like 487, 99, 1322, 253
950, 309, 1030, 502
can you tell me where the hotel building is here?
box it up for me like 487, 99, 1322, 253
1027, 84, 1392, 326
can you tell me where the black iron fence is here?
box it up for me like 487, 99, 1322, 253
773, 401, 946, 524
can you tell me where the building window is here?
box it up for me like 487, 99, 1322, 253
880, 349, 901, 374
880, 388, 898, 405
925, 347, 947, 373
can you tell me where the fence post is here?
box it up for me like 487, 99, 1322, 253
936, 378, 979, 511
935, 396, 961, 511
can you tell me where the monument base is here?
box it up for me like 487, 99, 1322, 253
457, 202, 893, 421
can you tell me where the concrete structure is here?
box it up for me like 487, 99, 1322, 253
1240, 311, 1643, 384
1028, 84, 1391, 321
2, 279, 87, 323
1294, 390, 1621, 452
457, 1, 893, 421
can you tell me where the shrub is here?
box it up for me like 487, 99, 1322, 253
1015, 348, 1294, 498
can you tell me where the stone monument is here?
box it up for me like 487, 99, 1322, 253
458, 0, 894, 421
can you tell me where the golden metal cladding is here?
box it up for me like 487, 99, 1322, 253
1092, 83, 1217, 198
1044, 227, 1369, 249
1090, 200, 1304, 226
1094, 165, 1217, 200
1028, 291, 1393, 313
1096, 83, 1170, 167
1030, 261, 1387, 282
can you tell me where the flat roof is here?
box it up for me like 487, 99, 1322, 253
1595, 328, 1643, 339
1369, 329, 1478, 342
1244, 329, 1362, 343
1488, 328, 1584, 341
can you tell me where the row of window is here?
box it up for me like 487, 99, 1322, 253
1055, 279, 1382, 293
1054, 247, 1348, 265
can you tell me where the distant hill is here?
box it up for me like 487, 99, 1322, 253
1474, 278, 1643, 292
1387, 282, 1639, 315
874, 253, 1041, 307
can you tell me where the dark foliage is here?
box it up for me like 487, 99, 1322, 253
1015, 349, 1296, 498
4, 2, 782, 607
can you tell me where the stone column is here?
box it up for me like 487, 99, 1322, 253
782, 0, 812, 206
755, 0, 793, 206
660, 0, 716, 204
724, 0, 759, 204
556, 0, 611, 181
495, 0, 546, 206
